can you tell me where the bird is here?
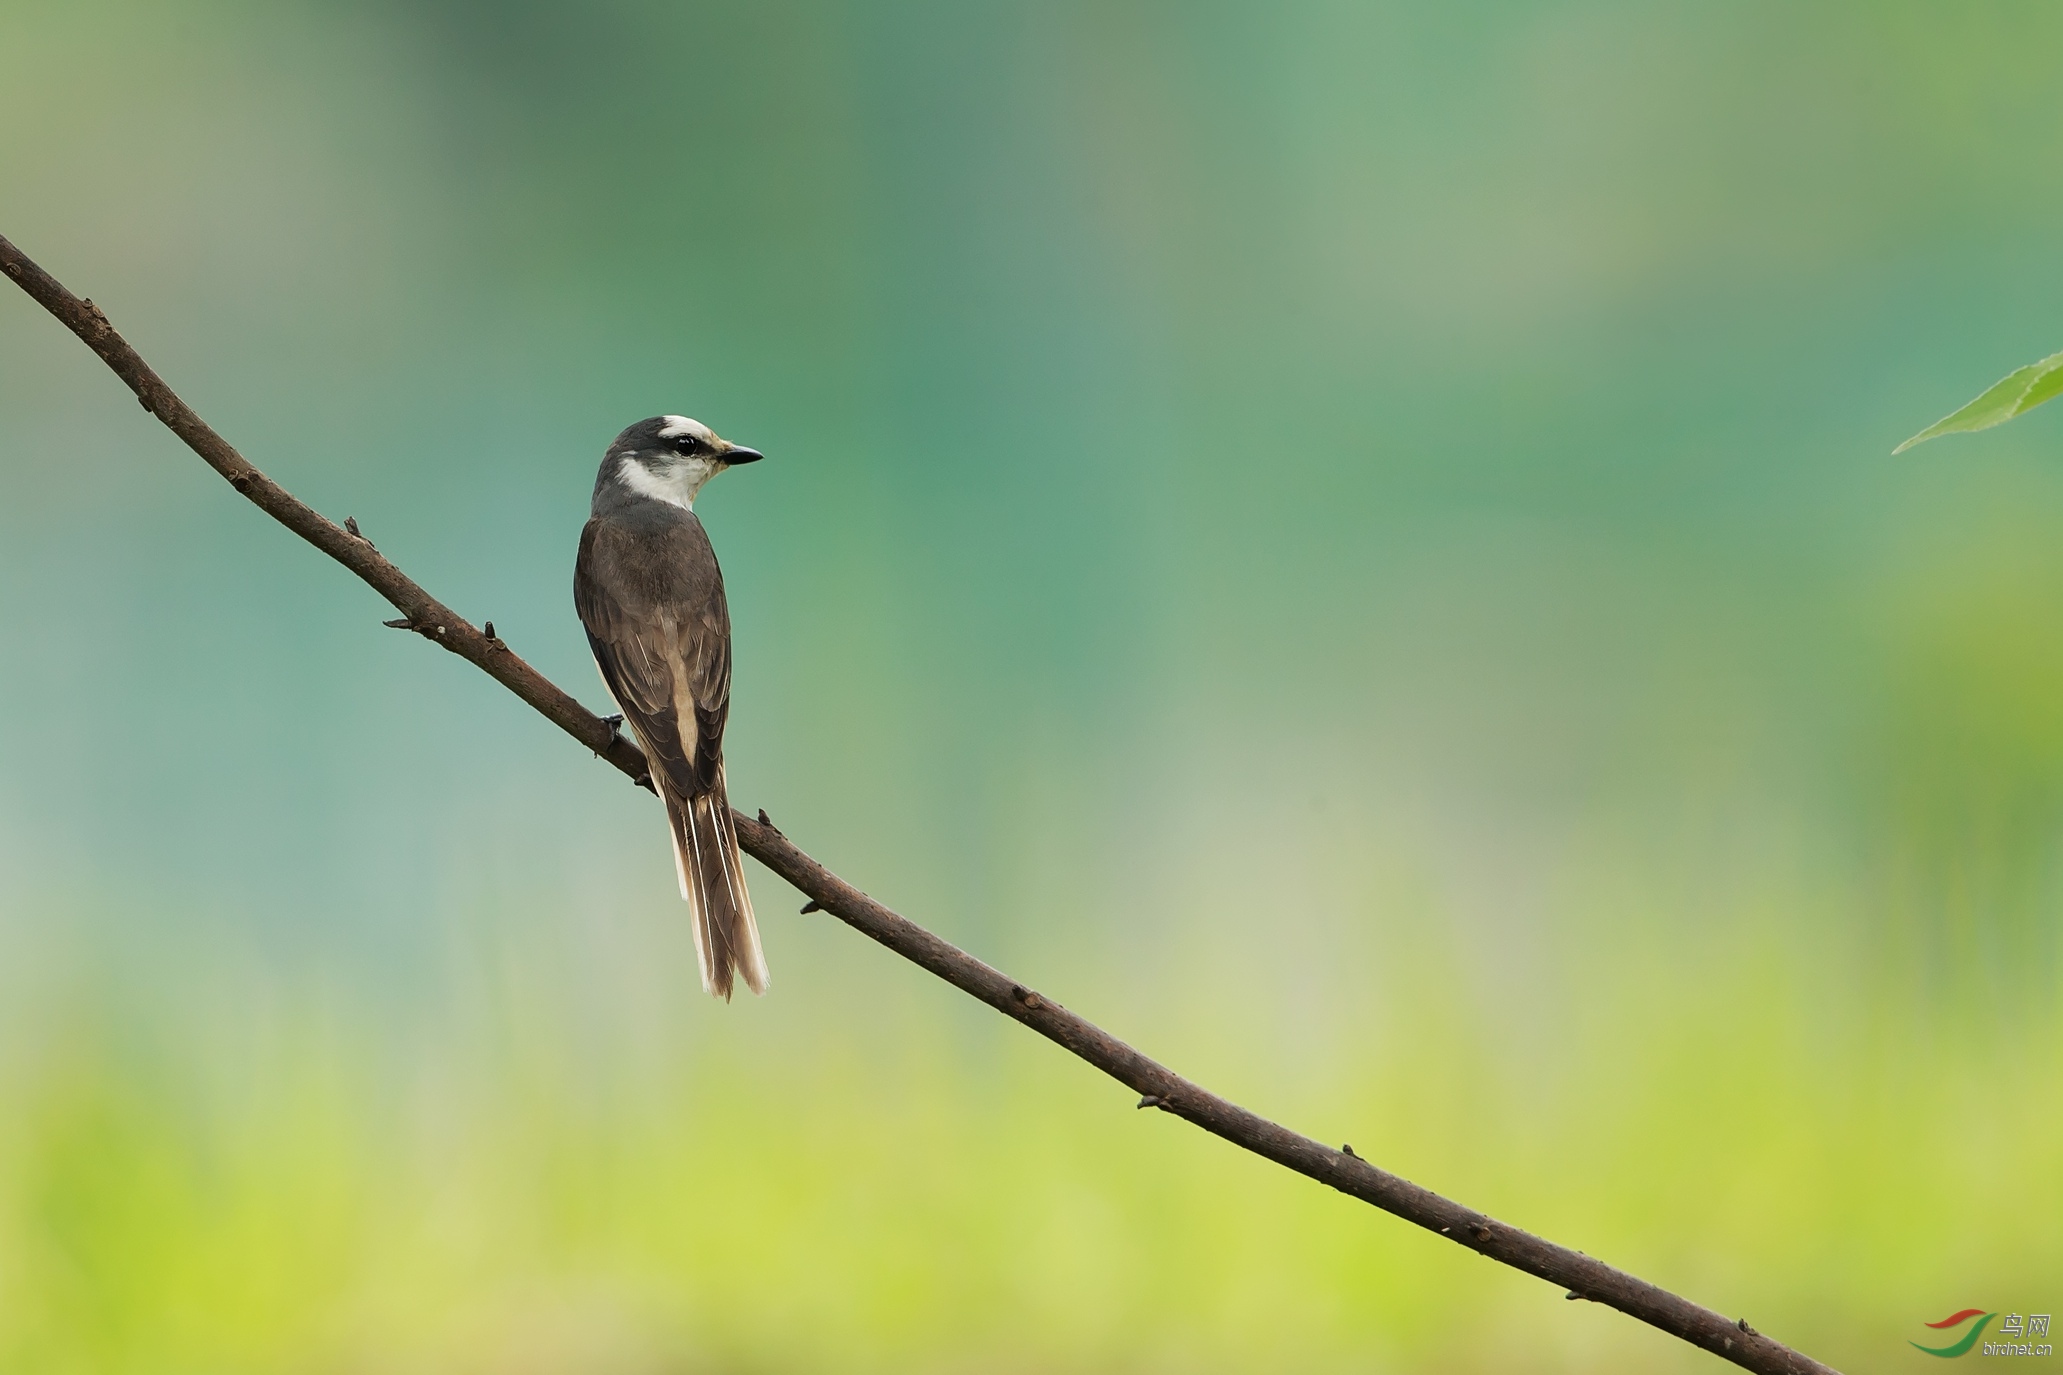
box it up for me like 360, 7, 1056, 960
574, 415, 770, 998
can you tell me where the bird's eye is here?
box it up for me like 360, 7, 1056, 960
671, 434, 702, 453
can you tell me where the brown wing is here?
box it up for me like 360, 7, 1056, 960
574, 514, 731, 798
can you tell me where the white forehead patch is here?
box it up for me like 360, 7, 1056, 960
657, 415, 714, 442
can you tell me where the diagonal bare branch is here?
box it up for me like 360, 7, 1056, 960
0, 231, 1839, 1375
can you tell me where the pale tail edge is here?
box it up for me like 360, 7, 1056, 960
665, 773, 769, 999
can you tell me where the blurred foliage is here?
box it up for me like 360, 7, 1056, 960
3, 1, 2063, 1372
1897, 350, 2063, 453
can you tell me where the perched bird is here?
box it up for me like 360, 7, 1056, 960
575, 415, 769, 998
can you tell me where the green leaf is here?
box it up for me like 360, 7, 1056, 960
1896, 350, 2063, 453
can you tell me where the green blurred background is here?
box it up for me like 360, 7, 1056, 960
2, 2, 2060, 1370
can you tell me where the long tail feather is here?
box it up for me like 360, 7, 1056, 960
664, 774, 767, 999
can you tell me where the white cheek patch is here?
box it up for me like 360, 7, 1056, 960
619, 455, 719, 510
656, 415, 715, 443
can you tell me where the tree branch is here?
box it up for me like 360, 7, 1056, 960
1, 231, 1838, 1375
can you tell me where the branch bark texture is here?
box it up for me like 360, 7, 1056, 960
1, 232, 1839, 1375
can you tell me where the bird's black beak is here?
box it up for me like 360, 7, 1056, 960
721, 446, 765, 465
